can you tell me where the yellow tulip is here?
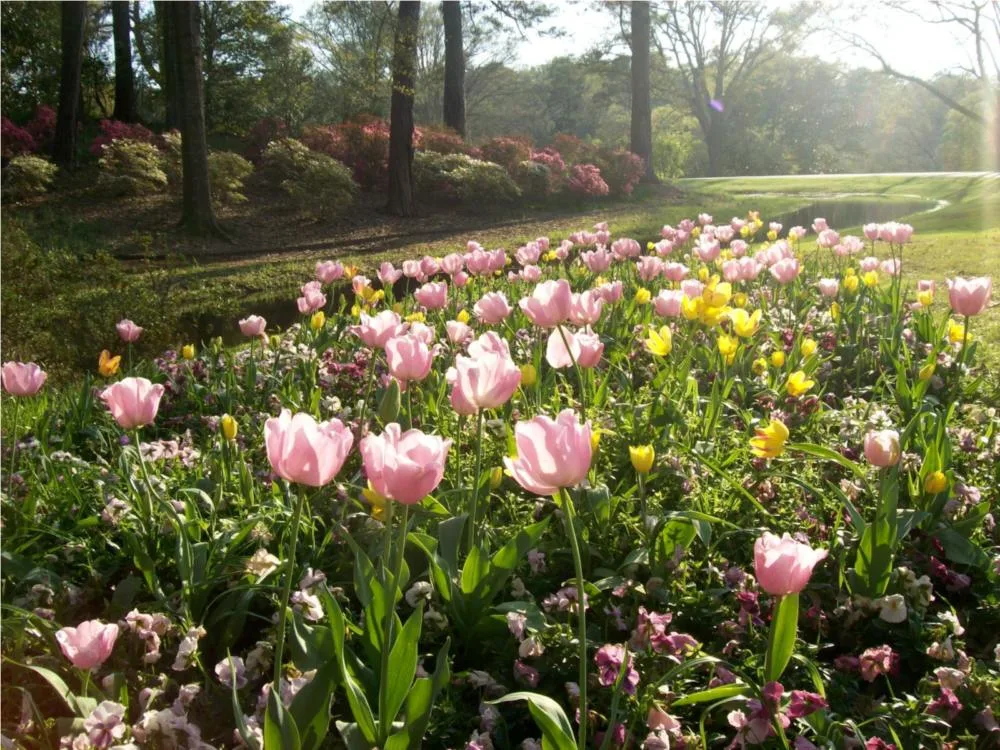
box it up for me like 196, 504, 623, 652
917, 289, 933, 307
635, 288, 651, 305
800, 338, 818, 357
221, 414, 238, 441
771, 350, 786, 368
457, 309, 471, 324
681, 295, 703, 321
786, 370, 815, 397
644, 326, 673, 357
590, 428, 602, 452
918, 362, 936, 381
845, 267, 856, 277
699, 305, 730, 327
843, 275, 859, 294
732, 292, 747, 308
728, 309, 761, 338
351, 303, 362, 317
752, 357, 768, 375
717, 333, 739, 364
697, 267, 710, 282
767, 230, 778, 242
98, 350, 121, 377
629, 445, 655, 474
310, 311, 326, 331
392, 302, 404, 314
362, 481, 389, 522
948, 319, 971, 345
862, 271, 879, 288
740, 224, 752, 238
830, 302, 841, 322
924, 471, 948, 494
182, 344, 196, 360
702, 280, 732, 308
749, 418, 789, 459
646, 241, 655, 251
405, 311, 426, 323
691, 226, 701, 239
520, 363, 537, 388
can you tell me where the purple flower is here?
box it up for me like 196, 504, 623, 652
514, 659, 540, 687
926, 687, 962, 721
594, 644, 640, 694
786, 690, 827, 719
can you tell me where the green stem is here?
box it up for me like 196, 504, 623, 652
467, 410, 485, 552
358, 352, 379, 430
561, 488, 588, 750
6, 397, 21, 498
637, 473, 647, 534
378, 502, 408, 741
556, 325, 587, 413
273, 483, 307, 690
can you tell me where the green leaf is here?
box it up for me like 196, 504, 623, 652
763, 592, 799, 683
324, 593, 378, 744
385, 638, 451, 750
264, 690, 301, 750
438, 514, 467, 569
289, 663, 336, 750
380, 605, 422, 736
460, 545, 488, 596
231, 654, 262, 750
671, 683, 751, 707
377, 379, 401, 425
935, 528, 990, 568
788, 442, 868, 480
490, 692, 576, 750
20, 663, 93, 717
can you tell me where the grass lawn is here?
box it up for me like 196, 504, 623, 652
4, 173, 997, 380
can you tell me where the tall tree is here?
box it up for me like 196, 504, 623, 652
167, 1, 223, 237
442, 0, 465, 136
53, 1, 87, 166
630, 1, 656, 182
386, 1, 421, 217
655, 1, 811, 176
156, 1, 181, 129
111, 0, 136, 121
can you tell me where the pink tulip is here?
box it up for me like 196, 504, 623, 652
56, 620, 119, 671
769, 258, 800, 285
653, 239, 674, 256
695, 239, 721, 263
239, 315, 266, 337
698, 213, 713, 225
663, 262, 689, 282
595, 281, 623, 303
385, 334, 434, 389
421, 255, 440, 277
352, 310, 405, 349
520, 279, 572, 328
489, 249, 508, 271
454, 271, 470, 287
465, 249, 492, 275
297, 289, 326, 314
361, 424, 451, 504
738, 257, 762, 281
467, 331, 510, 359
504, 409, 592, 496
880, 259, 901, 276
474, 292, 514, 324
264, 409, 353, 487
681, 279, 704, 299
441, 253, 464, 275
674, 230, 689, 244
722, 260, 741, 283
918, 280, 935, 293
863, 223, 879, 241
654, 290, 684, 318
636, 256, 664, 282
467, 240, 484, 253
859, 257, 879, 273
1, 361, 47, 397
378, 262, 403, 286
448, 350, 521, 413
116, 319, 143, 343
408, 322, 435, 345
841, 236, 864, 254
754, 532, 828, 596
890, 223, 913, 244
817, 229, 840, 249
315, 261, 344, 284
864, 430, 900, 467
730, 239, 748, 257
730, 218, 746, 233
947, 277, 992, 317
716, 226, 735, 244
546, 326, 582, 369
414, 281, 448, 310
787, 226, 806, 241
611, 238, 641, 260
768, 222, 782, 234
446, 320, 473, 346
516, 242, 541, 266
595, 230, 611, 246
818, 279, 839, 298
679, 219, 695, 232
575, 329, 604, 368
522, 265, 542, 283
660, 224, 676, 239
569, 290, 604, 326
536, 236, 550, 251
101, 377, 165, 430
812, 218, 828, 234
581, 248, 613, 273
402, 260, 424, 280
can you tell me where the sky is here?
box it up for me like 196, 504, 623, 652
284, 1, 979, 80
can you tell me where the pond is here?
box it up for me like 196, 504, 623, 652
768, 195, 941, 230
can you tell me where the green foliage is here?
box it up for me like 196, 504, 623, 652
96, 139, 168, 196
262, 137, 358, 218
2, 154, 58, 202
208, 150, 254, 205
413, 151, 521, 205
513, 159, 554, 202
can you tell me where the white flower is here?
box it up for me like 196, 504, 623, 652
939, 610, 965, 636
518, 637, 545, 659
934, 667, 965, 690
876, 594, 908, 624
405, 581, 433, 607
246, 549, 280, 578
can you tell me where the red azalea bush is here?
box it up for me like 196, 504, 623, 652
529, 147, 567, 191
90, 119, 158, 157
2, 117, 37, 159
567, 163, 609, 197
551, 132, 599, 165
25, 105, 56, 151
595, 148, 645, 197
244, 116, 288, 164
418, 125, 476, 156
302, 116, 390, 190
478, 135, 532, 174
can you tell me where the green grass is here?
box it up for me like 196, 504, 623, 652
4, 173, 997, 381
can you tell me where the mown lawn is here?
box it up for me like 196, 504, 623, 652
4, 173, 998, 380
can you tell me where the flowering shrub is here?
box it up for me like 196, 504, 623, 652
262, 137, 358, 217
1, 211, 997, 750
90, 119, 158, 157
418, 124, 477, 156
207, 150, 254, 205
25, 104, 56, 150
301, 116, 390, 190
1, 117, 37, 158
413, 151, 521, 204
551, 132, 599, 165
2, 154, 58, 201
529, 146, 567, 189
566, 163, 610, 197
96, 138, 168, 196
513, 159, 553, 201
244, 115, 288, 164
478, 135, 533, 173
594, 148, 644, 197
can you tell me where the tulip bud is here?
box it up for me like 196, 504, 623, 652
918, 363, 935, 381
269, 334, 281, 349
377, 378, 401, 425
590, 428, 602, 452
634, 288, 651, 305
221, 414, 238, 441
629, 445, 655, 474
864, 429, 901, 468
519, 363, 537, 388
456, 309, 471, 324
697, 267, 709, 282
830, 302, 841, 322
489, 467, 503, 489
924, 471, 947, 494
800, 338, 818, 357
182, 344, 195, 360
752, 357, 768, 375
771, 350, 786, 367
310, 311, 326, 331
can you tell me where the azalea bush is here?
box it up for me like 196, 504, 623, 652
414, 152, 522, 205
261, 137, 358, 218
1, 211, 998, 750
96, 138, 169, 196
2, 154, 58, 202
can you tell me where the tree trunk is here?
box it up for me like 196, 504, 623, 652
386, 1, 421, 217
169, 1, 225, 237
630, 1, 657, 183
53, 1, 87, 167
112, 1, 136, 122
156, 1, 181, 130
706, 114, 724, 177
442, 0, 465, 138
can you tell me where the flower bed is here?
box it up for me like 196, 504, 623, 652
1, 213, 997, 749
